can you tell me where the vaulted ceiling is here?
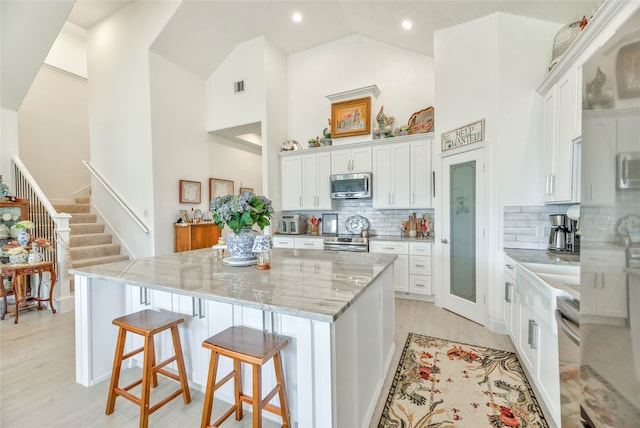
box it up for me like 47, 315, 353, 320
68, 0, 600, 78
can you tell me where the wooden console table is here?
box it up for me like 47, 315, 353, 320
174, 223, 220, 252
0, 261, 56, 324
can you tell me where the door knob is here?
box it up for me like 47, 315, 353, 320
441, 238, 449, 244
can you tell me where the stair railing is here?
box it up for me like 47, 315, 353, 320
82, 161, 150, 234
11, 154, 73, 312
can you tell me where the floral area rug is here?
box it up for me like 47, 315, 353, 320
379, 333, 548, 428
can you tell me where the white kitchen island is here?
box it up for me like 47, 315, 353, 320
71, 248, 396, 428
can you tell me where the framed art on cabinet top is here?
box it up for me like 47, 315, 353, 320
331, 97, 371, 138
617, 41, 640, 99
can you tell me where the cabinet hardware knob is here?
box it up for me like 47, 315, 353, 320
441, 238, 449, 244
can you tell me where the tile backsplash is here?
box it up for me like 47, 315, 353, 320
278, 198, 435, 236
503, 204, 574, 250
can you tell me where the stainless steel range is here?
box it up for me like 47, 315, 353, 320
323, 235, 369, 252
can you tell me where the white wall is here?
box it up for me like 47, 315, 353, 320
206, 37, 266, 132
86, 1, 179, 257
263, 38, 288, 213
287, 35, 434, 146
434, 13, 560, 332
1, 109, 19, 189
18, 65, 90, 202
45, 21, 87, 79
149, 52, 210, 255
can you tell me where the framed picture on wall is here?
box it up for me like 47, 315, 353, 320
209, 178, 234, 201
179, 180, 201, 204
239, 186, 253, 194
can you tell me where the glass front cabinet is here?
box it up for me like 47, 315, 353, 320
0, 199, 30, 249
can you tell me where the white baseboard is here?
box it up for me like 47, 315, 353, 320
55, 295, 75, 313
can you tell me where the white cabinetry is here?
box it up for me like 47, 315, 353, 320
409, 140, 432, 208
301, 152, 334, 210
515, 266, 560, 426
272, 236, 295, 249
582, 112, 616, 206
408, 242, 432, 295
542, 67, 581, 204
330, 147, 372, 174
503, 257, 518, 343
372, 143, 411, 209
369, 241, 409, 292
281, 156, 303, 210
294, 237, 324, 250
581, 248, 627, 318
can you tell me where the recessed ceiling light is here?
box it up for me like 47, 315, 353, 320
402, 20, 413, 30
292, 13, 302, 23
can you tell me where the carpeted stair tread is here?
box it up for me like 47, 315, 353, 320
70, 254, 129, 269
70, 223, 105, 235
52, 203, 90, 214
75, 197, 91, 204
69, 243, 121, 259
69, 213, 97, 224
69, 233, 113, 247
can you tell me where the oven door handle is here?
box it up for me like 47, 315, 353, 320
555, 309, 580, 346
323, 244, 367, 252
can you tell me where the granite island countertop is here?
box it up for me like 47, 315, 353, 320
70, 248, 397, 323
504, 248, 580, 265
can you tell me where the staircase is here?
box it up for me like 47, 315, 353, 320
53, 197, 129, 270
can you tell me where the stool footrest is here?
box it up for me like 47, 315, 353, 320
210, 404, 239, 428
153, 355, 177, 372
213, 370, 236, 391
122, 346, 145, 361
157, 368, 181, 383
149, 388, 186, 414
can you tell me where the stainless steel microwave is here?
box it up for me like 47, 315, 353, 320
330, 172, 372, 199
617, 151, 640, 189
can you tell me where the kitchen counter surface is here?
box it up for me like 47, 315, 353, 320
274, 233, 435, 243
70, 248, 397, 322
370, 235, 435, 243
627, 268, 640, 278
504, 248, 580, 265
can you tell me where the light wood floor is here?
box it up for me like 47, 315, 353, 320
0, 298, 514, 428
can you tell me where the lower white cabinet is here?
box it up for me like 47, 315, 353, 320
370, 241, 409, 292
294, 237, 324, 250
409, 242, 432, 295
503, 257, 518, 343
272, 236, 295, 248
513, 265, 561, 427
581, 248, 627, 318
370, 240, 433, 296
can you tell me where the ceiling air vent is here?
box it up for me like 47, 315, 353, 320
234, 80, 245, 93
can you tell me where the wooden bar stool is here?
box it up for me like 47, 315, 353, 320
105, 309, 192, 428
201, 326, 290, 428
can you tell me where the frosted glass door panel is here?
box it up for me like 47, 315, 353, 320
450, 161, 476, 303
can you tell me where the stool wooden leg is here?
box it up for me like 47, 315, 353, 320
274, 352, 290, 427
106, 328, 127, 415
139, 335, 154, 428
252, 363, 262, 428
234, 359, 243, 421
170, 325, 191, 404
148, 335, 158, 388
201, 351, 219, 428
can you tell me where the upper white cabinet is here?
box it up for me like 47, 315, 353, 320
372, 143, 411, 209
301, 152, 334, 210
582, 112, 616, 206
410, 140, 432, 208
373, 139, 432, 209
281, 156, 303, 210
331, 147, 372, 174
542, 66, 581, 204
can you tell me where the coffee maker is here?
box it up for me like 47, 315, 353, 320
548, 213, 580, 252
549, 214, 568, 251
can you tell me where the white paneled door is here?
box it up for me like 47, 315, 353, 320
441, 147, 487, 325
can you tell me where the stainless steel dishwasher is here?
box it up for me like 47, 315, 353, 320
555, 295, 580, 428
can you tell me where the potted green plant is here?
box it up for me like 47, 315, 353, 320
210, 192, 273, 261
